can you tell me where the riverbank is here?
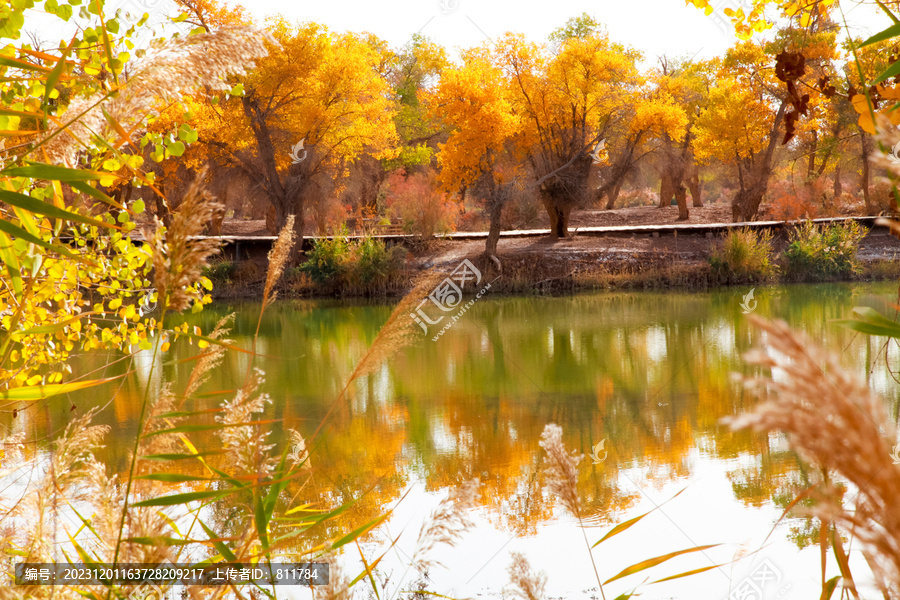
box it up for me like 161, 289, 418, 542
205, 223, 900, 299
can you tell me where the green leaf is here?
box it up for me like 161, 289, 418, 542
131, 489, 233, 507
140, 450, 228, 461
132, 198, 145, 213
0, 378, 118, 401
837, 306, 900, 338
198, 518, 237, 562
124, 537, 194, 546
329, 513, 390, 552
68, 180, 123, 209
822, 576, 841, 600
142, 420, 279, 439
593, 488, 687, 548
166, 139, 185, 157
134, 473, 212, 483
4, 162, 104, 181
0, 219, 81, 261
0, 189, 113, 229
603, 545, 720, 585
43, 37, 74, 126
873, 59, 900, 85
860, 22, 900, 48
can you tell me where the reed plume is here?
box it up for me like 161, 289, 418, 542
287, 429, 310, 469
147, 167, 224, 313
216, 368, 275, 478
313, 556, 352, 600
183, 313, 234, 400
506, 552, 548, 600
538, 423, 606, 600
411, 479, 481, 572
726, 316, 900, 594
262, 214, 296, 310
539, 424, 583, 518
344, 270, 445, 387
44, 27, 273, 166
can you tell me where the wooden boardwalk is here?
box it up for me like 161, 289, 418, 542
194, 215, 882, 247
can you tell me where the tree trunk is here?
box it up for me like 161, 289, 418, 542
242, 94, 304, 250
730, 100, 787, 222
686, 164, 702, 207
604, 179, 623, 210
861, 132, 874, 215
484, 194, 503, 258
659, 172, 674, 208
675, 184, 689, 221
832, 162, 842, 203
732, 182, 768, 222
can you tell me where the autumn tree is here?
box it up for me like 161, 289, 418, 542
650, 57, 713, 218
693, 41, 792, 221
172, 1, 397, 246
496, 20, 641, 238
425, 48, 522, 261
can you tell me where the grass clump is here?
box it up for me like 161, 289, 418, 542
203, 259, 237, 285
782, 220, 864, 281
708, 227, 778, 284
299, 229, 408, 295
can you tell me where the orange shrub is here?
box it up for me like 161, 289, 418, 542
384, 171, 460, 236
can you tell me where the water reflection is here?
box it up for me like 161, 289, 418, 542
5, 282, 900, 595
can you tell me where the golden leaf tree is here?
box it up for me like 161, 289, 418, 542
496, 21, 641, 238
169, 1, 398, 245
425, 47, 522, 261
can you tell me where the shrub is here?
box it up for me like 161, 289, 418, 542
766, 180, 819, 221
299, 231, 407, 294
203, 260, 238, 285
782, 220, 864, 281
299, 228, 352, 284
384, 171, 459, 237
709, 227, 779, 284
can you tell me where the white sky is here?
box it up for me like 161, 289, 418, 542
213, 0, 890, 62
25, 0, 891, 67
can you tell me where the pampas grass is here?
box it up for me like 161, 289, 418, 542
727, 316, 900, 595
148, 167, 224, 313
505, 552, 548, 600
262, 214, 296, 309
411, 479, 481, 572
43, 27, 273, 167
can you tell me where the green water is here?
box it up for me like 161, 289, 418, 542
11, 281, 900, 599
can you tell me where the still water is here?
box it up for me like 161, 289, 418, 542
16, 281, 900, 599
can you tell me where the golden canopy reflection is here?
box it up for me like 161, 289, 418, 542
9, 282, 899, 551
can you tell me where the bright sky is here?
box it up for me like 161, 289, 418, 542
206, 0, 889, 62
28, 0, 891, 66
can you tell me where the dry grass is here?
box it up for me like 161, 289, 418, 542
262, 214, 296, 310
505, 552, 548, 600
411, 479, 480, 572
44, 28, 273, 167
148, 167, 224, 312
726, 316, 900, 595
